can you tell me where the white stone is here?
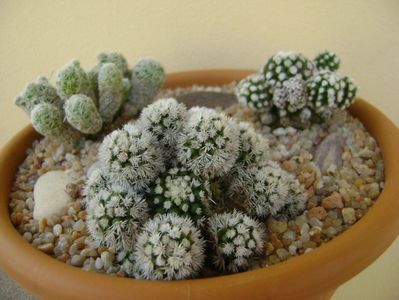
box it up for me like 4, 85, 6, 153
33, 170, 73, 220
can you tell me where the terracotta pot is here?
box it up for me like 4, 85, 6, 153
0, 70, 398, 300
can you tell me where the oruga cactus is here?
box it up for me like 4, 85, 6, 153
14, 52, 166, 138
236, 50, 358, 126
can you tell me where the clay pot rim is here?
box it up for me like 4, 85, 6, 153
0, 69, 398, 300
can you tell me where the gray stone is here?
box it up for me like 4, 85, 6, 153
313, 133, 344, 174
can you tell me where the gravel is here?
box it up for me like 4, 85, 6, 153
8, 83, 385, 277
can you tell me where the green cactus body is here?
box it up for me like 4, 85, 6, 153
14, 77, 62, 114
147, 167, 210, 225
235, 74, 273, 109
64, 94, 103, 134
56, 60, 94, 100
130, 58, 165, 108
306, 70, 341, 119
262, 51, 315, 88
87, 64, 100, 102
30, 103, 65, 137
122, 78, 132, 104
209, 210, 265, 273
314, 50, 340, 72
337, 75, 357, 109
98, 52, 130, 78
98, 63, 124, 124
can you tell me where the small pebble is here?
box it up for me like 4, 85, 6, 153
53, 224, 63, 236
307, 207, 327, 220
71, 255, 85, 267
321, 192, 344, 209
342, 207, 356, 224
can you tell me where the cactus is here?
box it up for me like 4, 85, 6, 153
337, 75, 357, 109
98, 52, 130, 78
262, 51, 315, 88
133, 213, 205, 280
137, 98, 187, 159
85, 169, 149, 251
98, 63, 124, 123
98, 123, 164, 190
14, 77, 62, 114
177, 107, 240, 179
314, 50, 340, 72
235, 74, 273, 109
64, 94, 103, 134
306, 70, 341, 119
208, 210, 265, 273
56, 60, 94, 100
146, 166, 210, 225
122, 77, 132, 104
30, 103, 64, 137
129, 58, 165, 108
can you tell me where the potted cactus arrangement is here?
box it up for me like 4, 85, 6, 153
0, 50, 398, 300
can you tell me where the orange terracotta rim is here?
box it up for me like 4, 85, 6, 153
0, 70, 398, 300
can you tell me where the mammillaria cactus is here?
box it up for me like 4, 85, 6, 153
337, 75, 357, 109
146, 166, 210, 225
234, 122, 269, 176
208, 210, 265, 273
230, 163, 305, 219
85, 169, 149, 251
99, 123, 164, 190
314, 50, 340, 72
30, 103, 64, 137
262, 51, 315, 88
14, 77, 62, 114
64, 94, 103, 134
137, 98, 187, 159
97, 52, 130, 77
133, 213, 205, 280
177, 107, 240, 179
56, 60, 94, 100
235, 74, 273, 109
98, 63, 124, 123
129, 58, 165, 108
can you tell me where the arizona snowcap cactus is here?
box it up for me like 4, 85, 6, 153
14, 52, 165, 138
83, 97, 311, 280
236, 50, 358, 126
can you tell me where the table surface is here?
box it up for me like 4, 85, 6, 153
0, 1, 398, 299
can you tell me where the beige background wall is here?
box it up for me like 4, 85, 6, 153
0, 1, 398, 299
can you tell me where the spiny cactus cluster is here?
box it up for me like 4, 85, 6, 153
85, 98, 307, 280
236, 50, 358, 126
15, 52, 165, 138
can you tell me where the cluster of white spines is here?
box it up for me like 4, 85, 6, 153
137, 98, 187, 158
209, 210, 265, 273
133, 213, 205, 280
314, 50, 340, 72
177, 107, 240, 179
234, 122, 269, 175
99, 123, 164, 190
235, 74, 273, 109
147, 167, 210, 225
85, 169, 149, 251
14, 52, 165, 138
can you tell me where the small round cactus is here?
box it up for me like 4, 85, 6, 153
177, 107, 240, 179
98, 63, 124, 123
133, 213, 205, 280
14, 77, 62, 114
85, 169, 149, 251
30, 103, 64, 137
208, 210, 265, 273
56, 60, 94, 100
337, 75, 357, 109
231, 163, 304, 219
306, 70, 341, 119
272, 75, 307, 117
64, 94, 103, 134
137, 98, 187, 158
98, 52, 130, 77
99, 123, 164, 190
235, 74, 273, 109
234, 122, 269, 175
146, 166, 210, 225
262, 51, 315, 88
314, 50, 340, 72
130, 58, 165, 106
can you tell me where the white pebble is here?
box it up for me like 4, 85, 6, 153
73, 219, 86, 232
23, 232, 33, 242
71, 255, 84, 267
101, 251, 115, 270
33, 171, 73, 220
53, 224, 63, 236
95, 257, 104, 270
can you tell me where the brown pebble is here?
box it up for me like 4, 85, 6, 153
57, 253, 70, 263
39, 218, 48, 232
307, 207, 327, 220
270, 233, 284, 249
321, 192, 344, 209
265, 242, 275, 255
37, 243, 54, 254
303, 241, 317, 249
78, 210, 87, 220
